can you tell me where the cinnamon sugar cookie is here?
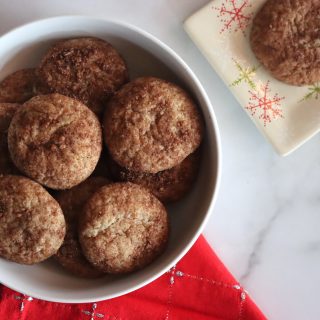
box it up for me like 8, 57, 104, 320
109, 151, 200, 203
0, 175, 66, 264
104, 77, 203, 173
37, 37, 128, 115
0, 103, 20, 174
8, 94, 102, 189
250, 0, 320, 85
79, 182, 169, 274
0, 69, 37, 103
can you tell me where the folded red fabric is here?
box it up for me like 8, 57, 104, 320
0, 235, 266, 319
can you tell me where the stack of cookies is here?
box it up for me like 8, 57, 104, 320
0, 37, 203, 277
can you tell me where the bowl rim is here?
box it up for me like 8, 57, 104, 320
0, 15, 222, 303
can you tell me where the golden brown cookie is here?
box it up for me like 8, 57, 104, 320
0, 175, 66, 264
79, 182, 169, 274
54, 177, 110, 278
0, 103, 20, 174
8, 94, 102, 190
104, 77, 203, 173
250, 0, 320, 86
109, 150, 200, 203
37, 37, 128, 116
0, 69, 37, 103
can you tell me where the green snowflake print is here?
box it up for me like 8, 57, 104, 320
230, 60, 258, 90
300, 83, 320, 102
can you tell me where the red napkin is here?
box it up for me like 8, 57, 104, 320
0, 236, 266, 319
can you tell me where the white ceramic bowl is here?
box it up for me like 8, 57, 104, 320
0, 16, 221, 303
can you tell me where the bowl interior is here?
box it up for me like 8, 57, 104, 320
0, 17, 220, 302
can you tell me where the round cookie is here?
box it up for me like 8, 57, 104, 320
8, 93, 102, 190
109, 150, 200, 203
0, 175, 66, 264
55, 177, 110, 278
0, 69, 37, 103
104, 77, 203, 173
37, 37, 128, 116
250, 0, 320, 86
0, 103, 20, 174
79, 182, 169, 274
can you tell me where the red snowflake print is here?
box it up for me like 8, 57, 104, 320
246, 81, 285, 126
214, 0, 253, 34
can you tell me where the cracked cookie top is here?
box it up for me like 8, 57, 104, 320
79, 182, 169, 274
0, 175, 66, 264
8, 93, 102, 189
104, 77, 203, 173
250, 0, 320, 86
37, 37, 129, 116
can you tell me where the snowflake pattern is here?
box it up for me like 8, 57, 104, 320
214, 0, 253, 34
165, 267, 248, 320
300, 83, 320, 102
1, 261, 255, 320
246, 81, 285, 126
230, 59, 258, 89
82, 303, 104, 320
14, 294, 33, 312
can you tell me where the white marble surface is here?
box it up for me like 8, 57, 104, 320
1, 1, 320, 319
